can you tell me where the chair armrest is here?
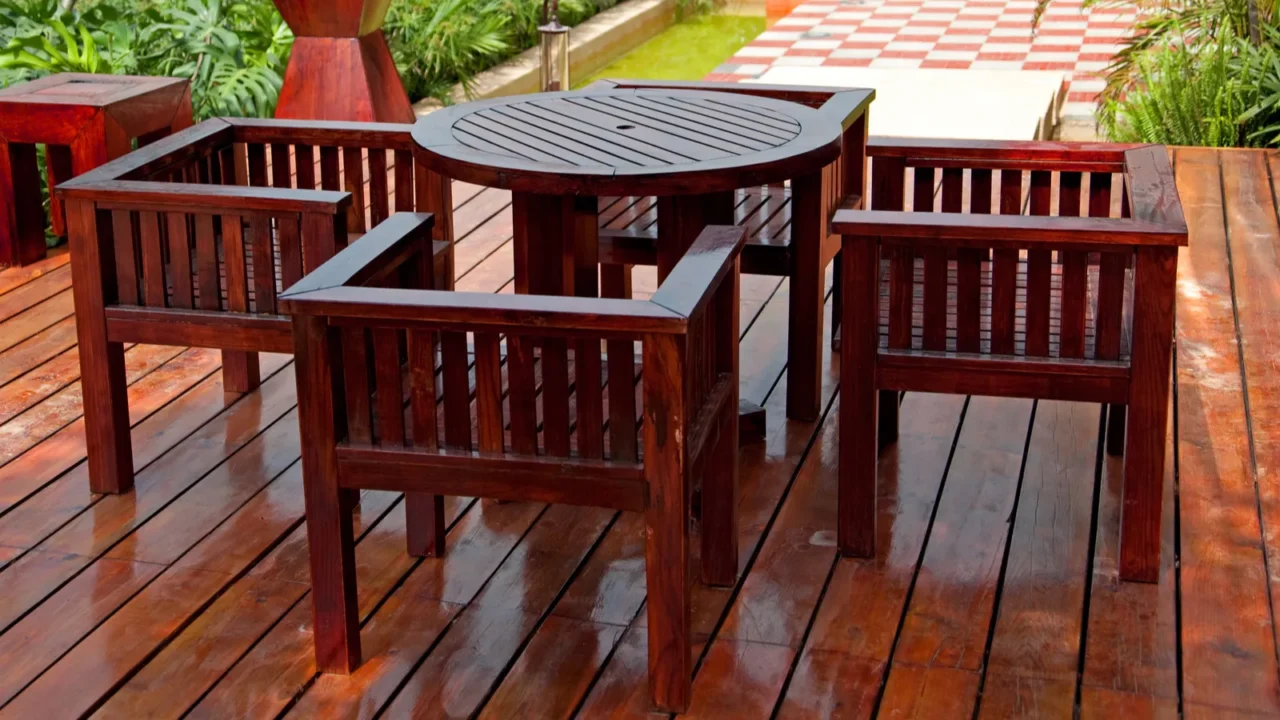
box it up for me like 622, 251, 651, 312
282, 212, 440, 299
57, 119, 234, 186
280, 286, 687, 336
650, 225, 748, 319
832, 209, 1188, 247
58, 180, 352, 216
818, 90, 875, 131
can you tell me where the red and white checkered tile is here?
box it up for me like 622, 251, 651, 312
706, 0, 1134, 119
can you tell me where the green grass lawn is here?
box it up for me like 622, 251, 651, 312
578, 14, 765, 87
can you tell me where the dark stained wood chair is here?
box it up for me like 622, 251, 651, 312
586, 79, 872, 422
836, 139, 1187, 583
57, 117, 455, 495
280, 219, 748, 714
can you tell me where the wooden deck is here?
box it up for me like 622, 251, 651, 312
0, 145, 1275, 719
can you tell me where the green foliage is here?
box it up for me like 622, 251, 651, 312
1101, 30, 1261, 146
385, 0, 616, 103
0, 0, 289, 119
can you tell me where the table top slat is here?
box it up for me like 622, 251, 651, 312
486, 105, 667, 168
626, 94, 795, 144
579, 95, 775, 155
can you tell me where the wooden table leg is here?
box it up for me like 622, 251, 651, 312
0, 142, 49, 268
511, 191, 575, 296
46, 145, 74, 239
787, 170, 825, 422
658, 191, 766, 444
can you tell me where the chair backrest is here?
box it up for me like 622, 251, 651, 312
281, 220, 746, 509
838, 141, 1186, 364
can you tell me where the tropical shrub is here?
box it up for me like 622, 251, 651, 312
1100, 28, 1263, 146
1, 0, 288, 119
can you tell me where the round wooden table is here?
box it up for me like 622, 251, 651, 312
411, 88, 843, 295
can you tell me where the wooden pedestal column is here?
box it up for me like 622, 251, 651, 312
272, 0, 414, 123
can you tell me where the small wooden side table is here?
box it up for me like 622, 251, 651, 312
0, 74, 192, 267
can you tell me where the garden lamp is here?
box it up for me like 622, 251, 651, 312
539, 0, 570, 92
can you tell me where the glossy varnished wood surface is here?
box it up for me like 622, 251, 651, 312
0, 147, 1274, 718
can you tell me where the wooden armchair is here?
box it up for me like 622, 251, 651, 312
836, 139, 1187, 583
280, 220, 748, 713
57, 117, 454, 495
586, 79, 873, 422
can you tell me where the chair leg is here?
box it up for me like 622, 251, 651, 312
643, 333, 691, 713
66, 198, 134, 494
405, 493, 446, 557
700, 403, 739, 587
222, 350, 261, 394
878, 390, 900, 450
1106, 404, 1126, 457
839, 236, 880, 558
1118, 247, 1176, 583
294, 314, 361, 672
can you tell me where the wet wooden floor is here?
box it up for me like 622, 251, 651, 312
0, 146, 1276, 719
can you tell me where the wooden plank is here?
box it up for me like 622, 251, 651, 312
0, 343, 184, 468
978, 401, 1100, 716
1080, 406, 1177, 712
1172, 147, 1280, 715
0, 265, 72, 325
875, 397, 1032, 717
303, 505, 614, 719
0, 363, 296, 632
571, 301, 841, 717
166, 213, 194, 309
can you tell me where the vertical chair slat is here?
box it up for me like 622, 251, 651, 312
440, 331, 472, 451
990, 168, 1021, 354
914, 167, 944, 350
166, 212, 193, 309
369, 150, 390, 227
247, 144, 268, 187
1092, 171, 1125, 363
408, 330, 439, 450
602, 264, 638, 461
302, 211, 341, 273
407, 326, 445, 557
1058, 171, 1087, 358
542, 337, 572, 457
1090, 171, 1113, 218
1024, 170, 1052, 357
194, 214, 219, 311
474, 333, 504, 454
207, 148, 222, 185
138, 211, 166, 308
394, 150, 414, 212
112, 211, 140, 305
507, 336, 540, 456
373, 328, 405, 447
250, 216, 277, 315
343, 147, 367, 234
295, 145, 316, 190
222, 215, 251, 313
888, 246, 913, 350
320, 146, 340, 191
218, 145, 237, 186
342, 328, 373, 444
576, 340, 605, 459
271, 144, 292, 188
956, 168, 986, 353
278, 215, 304, 291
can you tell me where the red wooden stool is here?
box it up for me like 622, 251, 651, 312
0, 74, 192, 267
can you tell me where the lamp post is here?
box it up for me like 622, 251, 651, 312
539, 0, 570, 92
